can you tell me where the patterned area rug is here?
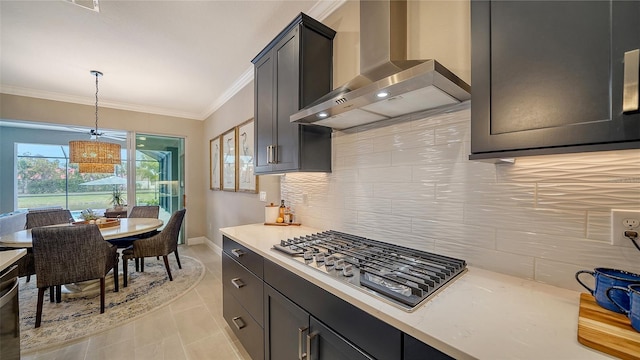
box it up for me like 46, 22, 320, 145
18, 255, 205, 354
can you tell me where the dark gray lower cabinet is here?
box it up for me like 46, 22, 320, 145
309, 317, 374, 360
403, 334, 455, 360
222, 236, 455, 359
264, 284, 308, 359
222, 237, 264, 360
264, 284, 373, 360
264, 259, 400, 360
223, 289, 264, 360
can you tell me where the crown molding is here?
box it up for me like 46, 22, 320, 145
307, 0, 348, 21
1, 85, 202, 120
201, 66, 254, 120
203, 0, 347, 119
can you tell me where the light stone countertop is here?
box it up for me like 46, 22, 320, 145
0, 248, 26, 273
220, 223, 614, 360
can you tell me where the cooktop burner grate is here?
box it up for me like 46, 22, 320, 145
272, 230, 467, 311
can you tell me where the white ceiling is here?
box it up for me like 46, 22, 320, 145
0, 0, 345, 120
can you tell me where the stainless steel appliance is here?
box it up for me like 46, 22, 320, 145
273, 230, 466, 312
0, 265, 20, 360
290, 0, 470, 130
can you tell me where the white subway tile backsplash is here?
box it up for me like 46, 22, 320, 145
394, 199, 463, 222
586, 211, 611, 242
536, 183, 640, 211
412, 161, 497, 184
411, 218, 496, 249
357, 166, 412, 183
496, 150, 640, 183
355, 211, 413, 237
534, 260, 593, 292
374, 182, 436, 200
436, 183, 534, 206
434, 241, 535, 280
434, 121, 470, 144
497, 230, 640, 273
280, 107, 640, 291
391, 142, 465, 166
344, 196, 391, 213
464, 205, 586, 238
372, 129, 435, 152
335, 138, 374, 156
336, 151, 392, 170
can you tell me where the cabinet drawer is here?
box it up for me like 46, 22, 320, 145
223, 289, 264, 360
223, 236, 263, 278
264, 259, 402, 360
403, 333, 454, 360
222, 252, 264, 326
309, 317, 373, 360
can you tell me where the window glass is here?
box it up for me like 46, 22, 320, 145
16, 143, 127, 217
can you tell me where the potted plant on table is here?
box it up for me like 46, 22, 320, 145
110, 187, 126, 210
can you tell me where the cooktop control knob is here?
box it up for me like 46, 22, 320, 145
325, 255, 335, 267
335, 258, 345, 271
303, 250, 314, 261
342, 264, 354, 277
315, 252, 326, 263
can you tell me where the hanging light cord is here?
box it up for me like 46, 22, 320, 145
94, 71, 100, 139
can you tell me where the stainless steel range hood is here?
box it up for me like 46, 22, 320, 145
290, 0, 471, 130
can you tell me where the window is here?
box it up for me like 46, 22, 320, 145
16, 143, 127, 216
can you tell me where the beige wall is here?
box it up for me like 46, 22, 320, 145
0, 93, 206, 239
203, 83, 280, 248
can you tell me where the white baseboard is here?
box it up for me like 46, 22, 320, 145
187, 236, 222, 255
186, 236, 206, 245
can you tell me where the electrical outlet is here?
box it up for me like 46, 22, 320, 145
259, 191, 267, 202
611, 209, 640, 246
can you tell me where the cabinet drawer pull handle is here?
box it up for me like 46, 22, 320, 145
231, 278, 245, 289
298, 326, 309, 360
273, 145, 278, 164
231, 316, 245, 330
231, 249, 245, 258
306, 331, 319, 360
623, 49, 639, 113
267, 145, 273, 164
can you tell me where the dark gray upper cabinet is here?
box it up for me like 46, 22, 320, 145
252, 13, 335, 174
470, 0, 640, 160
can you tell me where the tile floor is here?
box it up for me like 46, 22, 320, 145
21, 244, 252, 360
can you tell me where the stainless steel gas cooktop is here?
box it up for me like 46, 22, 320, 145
273, 230, 467, 312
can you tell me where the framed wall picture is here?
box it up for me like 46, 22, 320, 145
237, 118, 258, 193
221, 128, 237, 192
209, 136, 221, 190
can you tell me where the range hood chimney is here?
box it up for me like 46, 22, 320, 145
290, 0, 471, 130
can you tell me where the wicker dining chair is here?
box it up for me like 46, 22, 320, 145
1, 208, 75, 303
31, 224, 119, 328
129, 205, 159, 219
26, 209, 73, 228
122, 209, 186, 287
107, 206, 161, 250
25, 208, 75, 302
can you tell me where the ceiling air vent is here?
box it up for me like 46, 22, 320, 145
64, 0, 100, 12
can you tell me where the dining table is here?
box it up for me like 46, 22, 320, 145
0, 217, 164, 298
0, 218, 164, 248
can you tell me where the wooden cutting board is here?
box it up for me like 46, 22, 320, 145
577, 293, 640, 359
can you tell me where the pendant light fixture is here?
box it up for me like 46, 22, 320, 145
69, 70, 121, 173
78, 163, 115, 173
